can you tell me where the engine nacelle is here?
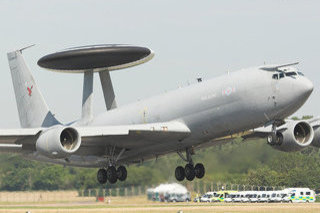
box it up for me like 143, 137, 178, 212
36, 126, 81, 158
269, 121, 314, 152
311, 126, 320, 148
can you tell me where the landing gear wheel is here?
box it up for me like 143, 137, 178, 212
175, 166, 185, 181
194, 163, 205, 179
267, 134, 273, 144
97, 168, 107, 184
185, 164, 195, 181
267, 132, 283, 145
107, 166, 117, 184
117, 166, 127, 181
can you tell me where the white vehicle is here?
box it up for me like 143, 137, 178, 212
167, 193, 191, 202
232, 194, 241, 202
233, 192, 246, 202
200, 192, 216, 202
270, 191, 282, 202
249, 193, 259, 203
240, 192, 251, 203
284, 188, 315, 203
280, 193, 292, 203
258, 191, 272, 202
225, 194, 236, 202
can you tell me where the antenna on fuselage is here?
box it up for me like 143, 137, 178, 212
37, 44, 154, 123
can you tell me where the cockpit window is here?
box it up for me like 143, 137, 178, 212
272, 74, 278, 80
272, 71, 302, 80
286, 72, 297, 77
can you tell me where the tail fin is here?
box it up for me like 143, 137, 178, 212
7, 49, 60, 128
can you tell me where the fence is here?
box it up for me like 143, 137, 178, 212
0, 181, 287, 202
78, 180, 287, 197
0, 191, 93, 203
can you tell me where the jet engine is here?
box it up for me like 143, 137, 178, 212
268, 121, 314, 152
36, 126, 81, 158
311, 126, 320, 148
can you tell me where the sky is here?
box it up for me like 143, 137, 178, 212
0, 0, 319, 128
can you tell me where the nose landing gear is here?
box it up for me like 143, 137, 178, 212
175, 148, 205, 182
267, 121, 284, 146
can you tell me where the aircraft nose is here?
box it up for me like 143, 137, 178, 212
302, 77, 314, 96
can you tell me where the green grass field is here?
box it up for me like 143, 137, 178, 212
0, 195, 319, 213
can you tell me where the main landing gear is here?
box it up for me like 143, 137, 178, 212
97, 165, 127, 184
175, 148, 205, 181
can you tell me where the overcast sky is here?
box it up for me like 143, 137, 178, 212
0, 0, 319, 128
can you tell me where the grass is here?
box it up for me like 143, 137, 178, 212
0, 193, 319, 212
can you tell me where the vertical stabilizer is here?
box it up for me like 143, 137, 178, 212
7, 49, 60, 128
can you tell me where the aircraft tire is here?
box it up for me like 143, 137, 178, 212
117, 166, 127, 181
185, 164, 195, 181
107, 166, 118, 184
97, 168, 107, 184
194, 163, 205, 179
175, 166, 185, 181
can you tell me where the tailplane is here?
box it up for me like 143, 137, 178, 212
7, 48, 60, 128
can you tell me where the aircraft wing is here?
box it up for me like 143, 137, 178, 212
309, 117, 320, 128
0, 128, 42, 152
0, 121, 191, 160
242, 118, 320, 141
0, 128, 42, 144
75, 121, 191, 162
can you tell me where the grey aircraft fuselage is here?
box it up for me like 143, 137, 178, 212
28, 66, 314, 167
94, 67, 312, 136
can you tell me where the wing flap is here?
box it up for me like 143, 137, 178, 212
79, 121, 191, 147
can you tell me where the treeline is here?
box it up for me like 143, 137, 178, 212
0, 131, 320, 191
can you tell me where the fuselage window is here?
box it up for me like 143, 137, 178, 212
279, 73, 285, 78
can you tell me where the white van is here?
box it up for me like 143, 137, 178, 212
269, 191, 282, 202
200, 191, 216, 202
233, 193, 244, 202
280, 193, 292, 203
284, 188, 315, 203
258, 191, 272, 202
224, 194, 236, 203
248, 192, 259, 203
240, 191, 251, 203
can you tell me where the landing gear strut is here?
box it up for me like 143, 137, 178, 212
97, 165, 127, 184
175, 148, 205, 182
267, 121, 283, 146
